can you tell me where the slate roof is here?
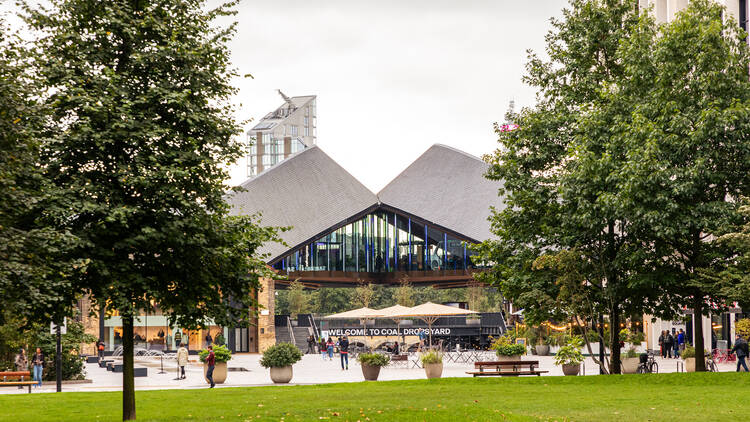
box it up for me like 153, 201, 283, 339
227, 143, 504, 262
226, 146, 378, 261
377, 144, 504, 243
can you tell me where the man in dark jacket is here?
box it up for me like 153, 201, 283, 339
731, 335, 749, 372
205, 345, 216, 388
664, 332, 674, 358
339, 336, 350, 370
307, 335, 316, 354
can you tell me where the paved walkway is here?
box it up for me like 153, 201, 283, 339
0, 353, 740, 395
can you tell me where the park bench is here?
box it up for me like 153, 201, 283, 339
466, 360, 548, 377
0, 371, 36, 393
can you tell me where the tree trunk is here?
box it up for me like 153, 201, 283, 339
609, 305, 621, 374
693, 297, 706, 372
122, 315, 136, 420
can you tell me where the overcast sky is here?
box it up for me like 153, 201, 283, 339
3, 0, 567, 192
221, 0, 566, 191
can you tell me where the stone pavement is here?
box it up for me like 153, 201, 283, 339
0, 353, 739, 395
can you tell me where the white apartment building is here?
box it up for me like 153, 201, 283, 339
640, 0, 747, 32
246, 91, 317, 177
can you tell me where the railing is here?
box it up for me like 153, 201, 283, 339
287, 316, 296, 346
310, 314, 320, 341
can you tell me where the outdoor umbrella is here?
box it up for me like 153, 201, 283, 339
322, 307, 383, 350
391, 302, 478, 350
375, 305, 412, 347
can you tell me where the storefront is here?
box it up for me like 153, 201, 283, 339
102, 310, 229, 353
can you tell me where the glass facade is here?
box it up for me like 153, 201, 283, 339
102, 307, 228, 352
272, 209, 479, 273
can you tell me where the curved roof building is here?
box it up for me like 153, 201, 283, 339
226, 144, 503, 287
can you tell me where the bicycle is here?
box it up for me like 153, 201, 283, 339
705, 353, 719, 372
636, 351, 659, 374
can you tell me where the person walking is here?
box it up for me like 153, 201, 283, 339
319, 337, 327, 360
14, 348, 27, 389
205, 345, 216, 388
393, 341, 400, 355
97, 340, 105, 359
174, 329, 182, 349
326, 337, 334, 360
307, 335, 316, 354
177, 343, 189, 379
339, 336, 350, 370
665, 331, 674, 359
672, 329, 680, 358
418, 329, 427, 351
205, 332, 213, 349
31, 347, 44, 388
658, 331, 666, 358
731, 334, 750, 372
678, 329, 686, 353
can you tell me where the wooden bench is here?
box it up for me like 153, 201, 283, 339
0, 371, 36, 393
466, 360, 548, 377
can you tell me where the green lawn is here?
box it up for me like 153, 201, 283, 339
1, 373, 747, 421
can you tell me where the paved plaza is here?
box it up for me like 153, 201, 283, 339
0, 353, 740, 395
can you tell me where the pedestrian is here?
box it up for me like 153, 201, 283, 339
418, 329, 427, 351
307, 335, 315, 354
205, 345, 215, 388
339, 336, 350, 370
31, 347, 44, 388
731, 334, 749, 372
393, 341, 400, 355
205, 332, 213, 348
658, 331, 666, 358
177, 343, 189, 379
97, 340, 105, 359
665, 331, 674, 359
319, 337, 327, 360
326, 337, 334, 360
174, 329, 182, 349
672, 329, 680, 358
14, 348, 27, 389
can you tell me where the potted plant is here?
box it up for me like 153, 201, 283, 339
198, 344, 231, 384
535, 329, 551, 356
259, 343, 303, 383
491, 334, 526, 362
420, 350, 443, 379
681, 345, 698, 372
554, 335, 584, 376
621, 347, 640, 374
357, 352, 390, 381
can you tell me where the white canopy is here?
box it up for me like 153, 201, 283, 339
390, 302, 478, 348
322, 307, 381, 320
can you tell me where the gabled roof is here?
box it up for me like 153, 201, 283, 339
376, 144, 504, 242
226, 146, 378, 260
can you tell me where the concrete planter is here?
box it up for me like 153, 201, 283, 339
496, 354, 522, 362
203, 362, 227, 384
535, 345, 550, 356
562, 364, 580, 376
466, 318, 481, 325
361, 363, 382, 381
621, 357, 640, 374
269, 365, 294, 383
684, 358, 696, 373
424, 362, 443, 379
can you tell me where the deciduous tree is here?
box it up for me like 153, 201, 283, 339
23, 1, 279, 419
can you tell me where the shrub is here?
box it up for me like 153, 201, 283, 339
554, 335, 584, 366
491, 334, 526, 357
624, 347, 638, 359
214, 333, 226, 346
259, 343, 302, 368
420, 350, 442, 365
357, 352, 390, 367
198, 344, 232, 363
629, 331, 645, 344
681, 345, 696, 359
619, 328, 631, 343
736, 319, 750, 339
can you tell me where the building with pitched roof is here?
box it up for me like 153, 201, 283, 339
227, 143, 503, 288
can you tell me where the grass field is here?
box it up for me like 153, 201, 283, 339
1, 372, 747, 421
